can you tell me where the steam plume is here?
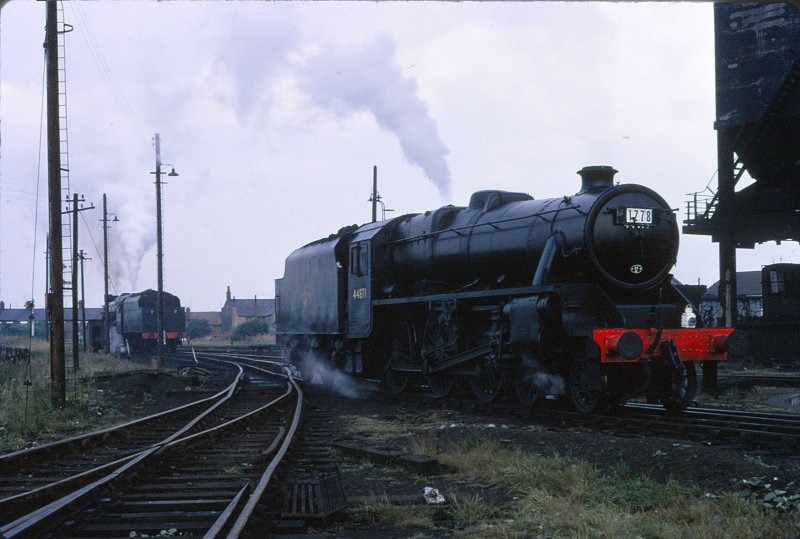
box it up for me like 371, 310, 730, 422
114, 186, 156, 290
521, 354, 565, 396
299, 351, 372, 399
296, 33, 452, 200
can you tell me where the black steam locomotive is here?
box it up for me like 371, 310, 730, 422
109, 289, 186, 354
276, 166, 740, 412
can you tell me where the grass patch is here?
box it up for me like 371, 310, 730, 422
340, 414, 414, 438
350, 495, 436, 529
448, 493, 494, 525
413, 438, 799, 538
0, 337, 143, 452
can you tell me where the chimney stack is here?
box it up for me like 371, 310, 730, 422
577, 165, 618, 193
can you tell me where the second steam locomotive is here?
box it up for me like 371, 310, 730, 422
276, 166, 742, 413
109, 289, 186, 354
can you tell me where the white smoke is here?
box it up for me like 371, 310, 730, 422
112, 181, 156, 291
298, 351, 372, 399
532, 371, 565, 396
212, 8, 301, 120
520, 354, 565, 396
295, 33, 453, 200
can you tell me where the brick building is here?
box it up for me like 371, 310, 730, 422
220, 286, 275, 335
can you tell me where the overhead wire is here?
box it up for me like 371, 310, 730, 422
32, 46, 46, 310
79, 210, 118, 296
22, 38, 50, 432
67, 1, 149, 139
65, 2, 144, 301
0, 4, 3, 306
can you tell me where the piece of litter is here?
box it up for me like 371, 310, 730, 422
423, 486, 446, 504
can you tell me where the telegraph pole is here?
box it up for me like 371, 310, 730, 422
71, 193, 79, 371
79, 250, 90, 352
101, 194, 118, 354
370, 165, 378, 223
45, 0, 66, 407
44, 235, 50, 343
66, 194, 94, 370
367, 166, 393, 222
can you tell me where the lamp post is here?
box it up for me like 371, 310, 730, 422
101, 194, 118, 354
151, 133, 178, 368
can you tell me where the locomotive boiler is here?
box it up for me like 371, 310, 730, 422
276, 166, 741, 412
109, 289, 186, 354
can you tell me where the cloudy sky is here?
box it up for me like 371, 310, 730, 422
0, 1, 795, 312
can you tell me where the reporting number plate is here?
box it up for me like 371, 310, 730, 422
625, 207, 653, 225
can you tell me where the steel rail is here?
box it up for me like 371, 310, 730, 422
0, 364, 245, 537
2, 358, 299, 539
621, 402, 800, 438
224, 362, 303, 538
400, 390, 800, 452
0, 364, 240, 474
0, 365, 244, 523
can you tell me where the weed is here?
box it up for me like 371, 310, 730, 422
350, 495, 435, 528
448, 493, 494, 525
414, 437, 799, 538
0, 348, 140, 451
340, 414, 411, 438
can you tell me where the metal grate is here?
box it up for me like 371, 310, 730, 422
282, 471, 347, 518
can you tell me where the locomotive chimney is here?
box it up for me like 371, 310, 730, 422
577, 166, 618, 193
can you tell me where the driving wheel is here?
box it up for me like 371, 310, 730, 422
383, 319, 419, 393
422, 316, 460, 398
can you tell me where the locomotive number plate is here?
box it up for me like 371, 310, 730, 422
624, 207, 653, 226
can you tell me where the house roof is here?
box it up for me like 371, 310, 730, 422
703, 270, 763, 298
224, 298, 275, 317
187, 311, 222, 325
0, 308, 104, 323
0, 309, 46, 322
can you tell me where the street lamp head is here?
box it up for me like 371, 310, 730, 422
168, 167, 179, 177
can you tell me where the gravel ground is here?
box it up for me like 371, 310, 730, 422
282, 377, 798, 538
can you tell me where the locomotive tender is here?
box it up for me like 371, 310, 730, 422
276, 166, 740, 412
109, 289, 186, 354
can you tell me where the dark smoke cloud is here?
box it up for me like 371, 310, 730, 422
296, 33, 453, 200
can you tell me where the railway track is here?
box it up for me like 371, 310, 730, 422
0, 353, 306, 538
608, 402, 800, 451
194, 346, 800, 453
396, 389, 800, 454
4, 344, 796, 536
718, 372, 800, 389
0, 361, 240, 522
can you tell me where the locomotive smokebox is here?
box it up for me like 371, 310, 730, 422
577, 166, 618, 193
